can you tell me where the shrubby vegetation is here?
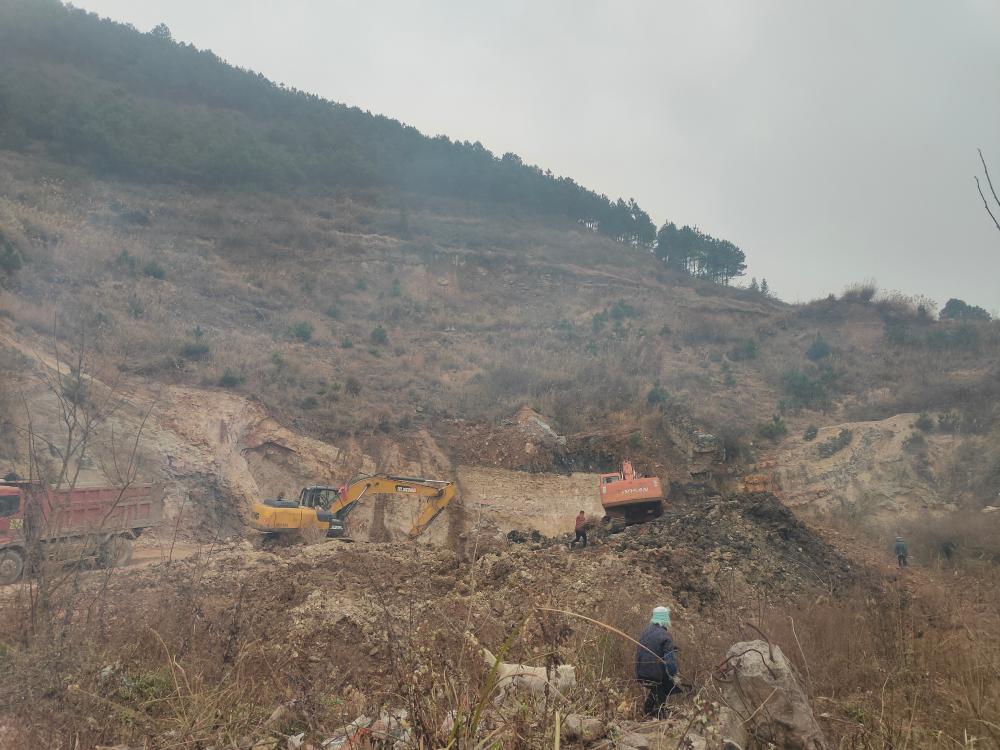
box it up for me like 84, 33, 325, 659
0, 0, 656, 247
940, 298, 991, 322
817, 428, 852, 458
0, 1, 758, 280
756, 415, 788, 441
289, 321, 314, 342
781, 368, 833, 408
805, 335, 831, 361
726, 338, 758, 362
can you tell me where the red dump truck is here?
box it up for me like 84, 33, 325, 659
0, 482, 164, 584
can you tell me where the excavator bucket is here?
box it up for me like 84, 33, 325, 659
407, 491, 453, 538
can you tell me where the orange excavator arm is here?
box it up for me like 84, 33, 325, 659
329, 474, 456, 538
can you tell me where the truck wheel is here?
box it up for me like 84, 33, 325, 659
0, 549, 25, 585
99, 536, 134, 568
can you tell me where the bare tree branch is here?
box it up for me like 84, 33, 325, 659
976, 177, 1000, 233
980, 148, 1000, 208
976, 148, 1000, 234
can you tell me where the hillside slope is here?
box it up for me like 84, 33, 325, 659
2, 140, 1000, 532
0, 0, 655, 244
0, 0, 997, 540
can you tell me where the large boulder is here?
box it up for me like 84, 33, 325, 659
717, 640, 827, 749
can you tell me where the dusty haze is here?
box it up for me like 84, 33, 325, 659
73, 0, 1000, 310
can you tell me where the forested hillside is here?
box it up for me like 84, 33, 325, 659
0, 0, 665, 244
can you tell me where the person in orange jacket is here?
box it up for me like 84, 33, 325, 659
571, 510, 588, 548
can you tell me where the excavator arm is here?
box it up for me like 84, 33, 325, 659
329, 475, 456, 538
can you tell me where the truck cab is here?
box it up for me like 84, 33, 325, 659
0, 485, 24, 548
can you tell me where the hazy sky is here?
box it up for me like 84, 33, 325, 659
74, 1, 1000, 310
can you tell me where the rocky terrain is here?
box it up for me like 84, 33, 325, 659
1, 6, 999, 746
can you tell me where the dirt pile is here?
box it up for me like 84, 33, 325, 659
525, 491, 858, 610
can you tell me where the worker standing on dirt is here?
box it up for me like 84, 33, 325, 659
635, 606, 678, 717
571, 510, 588, 548
895, 536, 908, 567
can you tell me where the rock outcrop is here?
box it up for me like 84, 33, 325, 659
716, 640, 827, 750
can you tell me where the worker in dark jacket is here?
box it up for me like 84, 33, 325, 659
634, 606, 678, 716
571, 510, 588, 548
895, 536, 908, 567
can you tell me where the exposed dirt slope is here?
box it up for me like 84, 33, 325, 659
769, 413, 991, 522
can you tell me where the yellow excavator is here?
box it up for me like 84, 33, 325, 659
249, 474, 456, 540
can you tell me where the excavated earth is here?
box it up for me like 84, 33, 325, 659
85, 488, 859, 685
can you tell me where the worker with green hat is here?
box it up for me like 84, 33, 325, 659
634, 605, 678, 716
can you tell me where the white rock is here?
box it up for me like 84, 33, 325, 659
717, 640, 828, 749
561, 713, 605, 743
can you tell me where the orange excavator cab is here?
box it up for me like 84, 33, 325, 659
599, 460, 665, 525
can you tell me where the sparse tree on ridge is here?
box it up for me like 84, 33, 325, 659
654, 221, 746, 284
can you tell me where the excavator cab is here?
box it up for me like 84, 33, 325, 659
298, 485, 347, 537
298, 485, 341, 510
599, 460, 665, 526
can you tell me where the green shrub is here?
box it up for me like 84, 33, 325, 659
355, 278, 367, 291
142, 259, 166, 279
781, 369, 826, 407
817, 428, 853, 458
126, 294, 144, 319
721, 360, 736, 387
926, 323, 980, 351
646, 384, 669, 406
903, 431, 926, 454
0, 241, 23, 277
111, 249, 137, 275
340, 338, 353, 349
884, 319, 911, 346
325, 305, 340, 319
179, 341, 210, 360
727, 338, 758, 361
841, 282, 877, 303
218, 370, 243, 388
609, 299, 641, 320
345, 376, 361, 396
937, 412, 960, 433
756, 415, 788, 441
803, 425, 818, 441
390, 279, 402, 297
299, 396, 318, 410
290, 321, 314, 342
370, 325, 388, 346
940, 298, 991, 321
805, 336, 831, 361
914, 412, 934, 432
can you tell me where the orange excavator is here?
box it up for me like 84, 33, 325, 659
598, 460, 665, 525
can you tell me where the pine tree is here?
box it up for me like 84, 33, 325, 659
749, 277, 759, 292
760, 279, 770, 297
